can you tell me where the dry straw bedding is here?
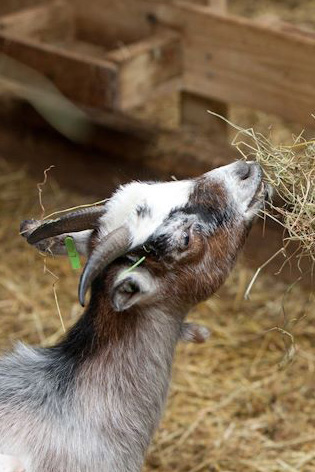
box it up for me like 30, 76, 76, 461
0, 158, 314, 472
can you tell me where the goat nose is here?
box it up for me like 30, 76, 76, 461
235, 161, 252, 180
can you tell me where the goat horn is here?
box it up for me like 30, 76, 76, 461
27, 207, 106, 245
79, 225, 131, 307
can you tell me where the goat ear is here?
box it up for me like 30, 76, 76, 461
111, 271, 154, 312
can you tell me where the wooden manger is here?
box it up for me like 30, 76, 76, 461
0, 1, 182, 110
0, 0, 314, 176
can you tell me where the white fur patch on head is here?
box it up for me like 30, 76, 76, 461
98, 161, 266, 256
204, 161, 265, 220
100, 180, 194, 247
0, 455, 24, 472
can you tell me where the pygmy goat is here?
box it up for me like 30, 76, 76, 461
0, 161, 270, 472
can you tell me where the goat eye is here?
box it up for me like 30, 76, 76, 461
180, 231, 190, 250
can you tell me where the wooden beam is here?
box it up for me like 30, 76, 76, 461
198, 0, 228, 12
157, 1, 315, 128
0, 34, 118, 109
0, 2, 74, 41
179, 0, 228, 135
73, 0, 155, 49
3, 0, 315, 124
0, 2, 119, 110
73, 0, 315, 127
106, 32, 182, 110
0, 31, 182, 112
0, 3, 182, 112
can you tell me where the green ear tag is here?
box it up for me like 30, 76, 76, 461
65, 236, 81, 270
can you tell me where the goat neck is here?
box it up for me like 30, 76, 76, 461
53, 274, 183, 471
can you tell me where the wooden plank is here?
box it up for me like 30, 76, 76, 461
179, 0, 228, 135
73, 0, 156, 49
0, 2, 118, 110
0, 2, 182, 111
209, 0, 227, 12
0, 4, 182, 112
0, 2, 74, 42
196, 0, 228, 11
156, 1, 315, 127
4, 0, 315, 123
0, 35, 118, 109
74, 0, 315, 127
106, 32, 182, 110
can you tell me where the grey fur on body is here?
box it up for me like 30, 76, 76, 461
0, 311, 179, 471
0, 161, 270, 472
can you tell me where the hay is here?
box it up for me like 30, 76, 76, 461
0, 158, 315, 472
209, 112, 315, 267
145, 267, 315, 472
0, 158, 85, 348
235, 132, 314, 264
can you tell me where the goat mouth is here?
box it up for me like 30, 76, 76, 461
247, 179, 272, 210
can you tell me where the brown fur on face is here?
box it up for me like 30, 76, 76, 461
160, 224, 247, 309
191, 178, 228, 209
87, 211, 248, 336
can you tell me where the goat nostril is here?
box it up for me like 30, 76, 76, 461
237, 161, 251, 180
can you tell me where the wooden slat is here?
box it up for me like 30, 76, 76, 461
157, 1, 315, 127
0, 31, 182, 112
0, 1, 119, 110
106, 32, 182, 110
199, 0, 228, 11
0, 2, 74, 42
3, 0, 315, 123
73, 0, 315, 126
0, 2, 182, 111
179, 0, 228, 135
73, 0, 155, 49
0, 35, 118, 109
209, 0, 227, 12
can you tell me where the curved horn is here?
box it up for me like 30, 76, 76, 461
79, 225, 131, 306
27, 206, 105, 245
